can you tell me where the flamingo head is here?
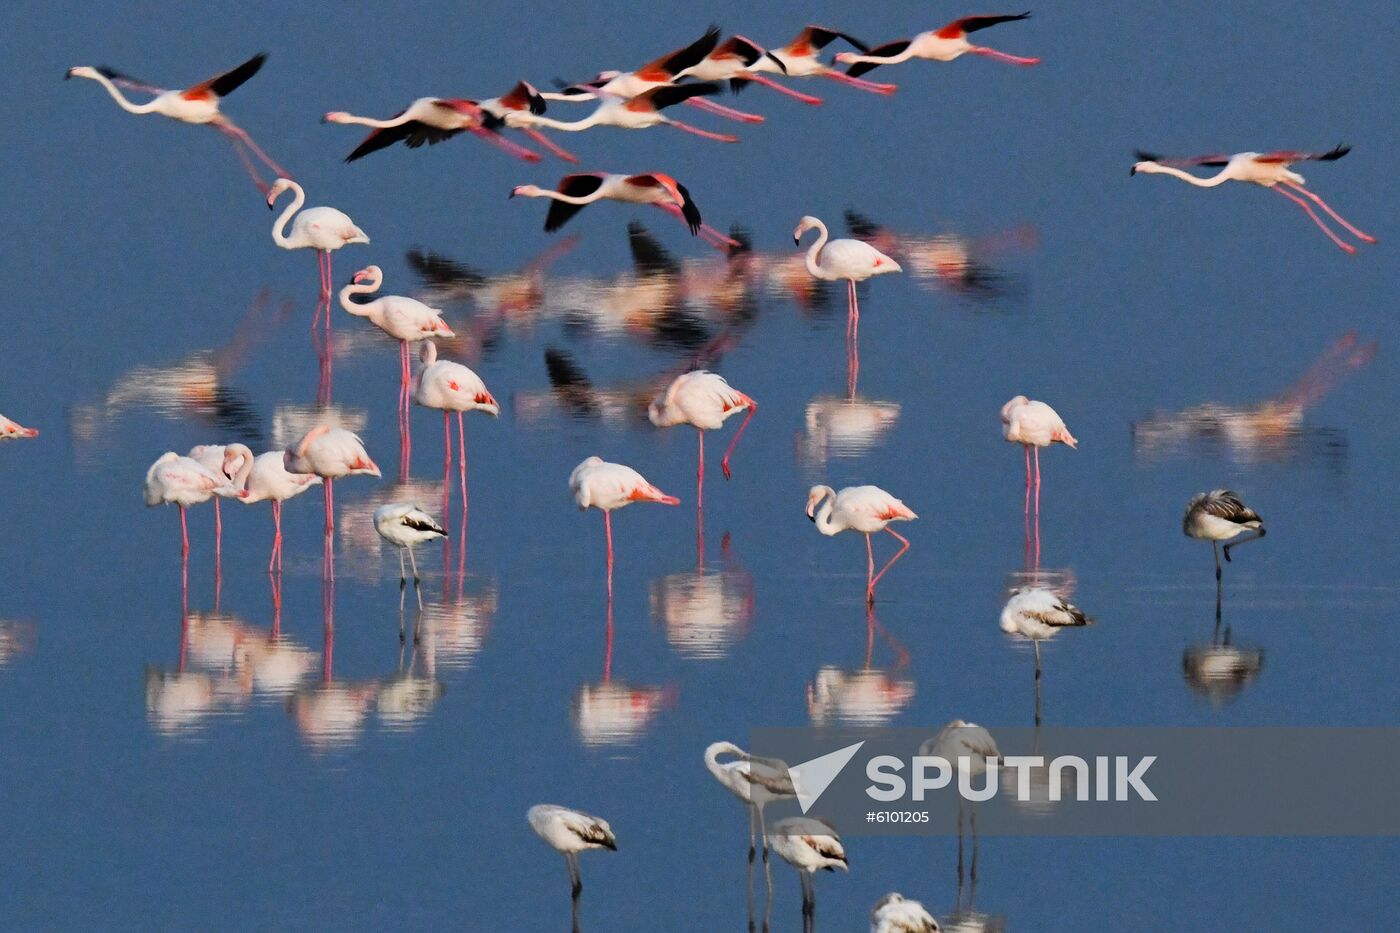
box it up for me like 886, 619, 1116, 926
352, 265, 382, 286
804, 484, 832, 520
509, 184, 544, 199
792, 215, 821, 244
265, 177, 295, 208
1129, 160, 1163, 177
322, 111, 350, 124
66, 66, 100, 81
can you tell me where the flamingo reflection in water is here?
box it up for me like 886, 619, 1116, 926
845, 210, 1036, 304
797, 394, 901, 468
651, 533, 754, 660
0, 620, 36, 668
288, 577, 378, 752
807, 608, 914, 726
573, 586, 673, 748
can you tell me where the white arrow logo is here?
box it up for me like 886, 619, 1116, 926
788, 741, 866, 813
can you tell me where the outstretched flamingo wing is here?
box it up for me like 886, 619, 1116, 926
1255, 144, 1351, 164
499, 80, 548, 114
93, 65, 165, 95
543, 173, 608, 232
845, 40, 910, 78
638, 82, 723, 111
189, 53, 267, 99
1134, 149, 1232, 167
345, 118, 460, 163
636, 25, 721, 81
794, 25, 870, 53
937, 12, 1032, 38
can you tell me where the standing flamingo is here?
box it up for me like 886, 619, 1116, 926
339, 265, 455, 448
511, 172, 737, 249
268, 178, 369, 302
225, 448, 322, 574
527, 804, 617, 916
1130, 145, 1376, 253
0, 416, 37, 439
648, 371, 756, 519
837, 12, 1040, 74
66, 54, 289, 192
526, 83, 741, 143
1184, 489, 1266, 588
324, 97, 542, 163
477, 81, 579, 162
374, 503, 447, 610
679, 35, 826, 105
188, 443, 254, 563
748, 25, 897, 94
806, 484, 917, 605
871, 892, 941, 933
794, 215, 901, 396
144, 452, 245, 557
412, 341, 499, 525
704, 741, 796, 892
570, 457, 679, 592
285, 426, 381, 548
1000, 395, 1076, 517
768, 817, 848, 925
1000, 586, 1092, 722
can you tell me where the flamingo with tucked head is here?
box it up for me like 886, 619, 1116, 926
225, 447, 322, 574
1001, 395, 1076, 517
413, 341, 499, 524
145, 452, 245, 558
570, 456, 679, 593
648, 371, 757, 518
284, 426, 380, 547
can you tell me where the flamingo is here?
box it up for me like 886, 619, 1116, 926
1001, 395, 1076, 517
526, 83, 741, 143
339, 265, 455, 438
323, 97, 542, 163
704, 741, 796, 891
1130, 145, 1376, 253
1000, 586, 1092, 710
837, 12, 1040, 74
806, 484, 917, 604
871, 892, 941, 933
224, 448, 322, 574
0, 416, 37, 439
267, 178, 369, 306
678, 35, 826, 105
1184, 490, 1266, 586
648, 371, 756, 518
284, 426, 381, 540
66, 54, 289, 193
413, 341, 499, 521
188, 443, 255, 562
374, 503, 447, 610
527, 804, 617, 903
921, 720, 1000, 882
768, 817, 848, 923
476, 81, 579, 162
511, 172, 738, 249
144, 452, 245, 556
570, 456, 679, 591
748, 25, 897, 94
794, 215, 901, 396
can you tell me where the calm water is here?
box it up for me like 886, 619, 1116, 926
4, 1, 1398, 929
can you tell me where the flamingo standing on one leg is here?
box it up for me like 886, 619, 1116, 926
1130, 145, 1377, 253
525, 83, 741, 144
794, 215, 901, 397
1184, 490, 1266, 617
66, 54, 290, 193
806, 484, 917, 605
527, 804, 617, 924
323, 97, 542, 163
412, 341, 499, 538
225, 448, 322, 574
511, 172, 738, 249
285, 426, 381, 575
144, 452, 245, 558
0, 416, 37, 439
837, 12, 1041, 74
1000, 395, 1076, 520
679, 35, 826, 105
188, 443, 255, 565
648, 371, 756, 533
476, 81, 579, 162
339, 264, 455, 469
570, 456, 679, 596
747, 25, 897, 94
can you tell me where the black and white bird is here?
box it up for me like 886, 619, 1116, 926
768, 817, 848, 921
871, 892, 941, 933
1183, 490, 1266, 580
374, 503, 446, 608
704, 741, 798, 885
527, 804, 618, 902
999, 586, 1092, 685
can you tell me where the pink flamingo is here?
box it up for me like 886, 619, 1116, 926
678, 35, 826, 104
0, 415, 37, 440
805, 484, 917, 605
412, 341, 500, 527
223, 446, 322, 574
324, 97, 542, 163
144, 452, 245, 557
477, 81, 580, 162
284, 426, 381, 572
647, 371, 757, 519
570, 456, 679, 593
511, 172, 738, 249
746, 25, 897, 94
525, 83, 742, 144
837, 12, 1041, 73
187, 444, 255, 564
1001, 395, 1077, 517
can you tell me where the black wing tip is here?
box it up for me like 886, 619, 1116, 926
846, 61, 877, 79
675, 182, 702, 234
1321, 143, 1351, 161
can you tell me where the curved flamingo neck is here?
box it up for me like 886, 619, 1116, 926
338, 112, 411, 128
270, 182, 306, 249
226, 444, 256, 490
338, 275, 380, 316
530, 111, 602, 132
1147, 165, 1231, 188
85, 72, 159, 114
802, 221, 832, 280
812, 487, 840, 535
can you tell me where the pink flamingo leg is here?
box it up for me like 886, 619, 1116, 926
869, 528, 911, 599
697, 429, 705, 517
604, 510, 614, 601
699, 223, 741, 249
443, 411, 452, 509
865, 533, 875, 601
179, 505, 189, 557
850, 282, 862, 397
821, 70, 897, 95
685, 96, 765, 124
215, 125, 271, 194
969, 47, 1042, 66
746, 74, 824, 105
457, 411, 468, 524
468, 126, 542, 163
1023, 444, 1032, 515
1272, 186, 1356, 254
1033, 446, 1042, 516
721, 403, 756, 480
668, 121, 740, 143
217, 119, 293, 179
323, 478, 333, 534
269, 500, 281, 574
520, 127, 579, 163
1282, 182, 1376, 244
214, 498, 222, 565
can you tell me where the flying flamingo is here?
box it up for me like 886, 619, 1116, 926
374, 503, 447, 610
284, 426, 381, 561
570, 456, 679, 593
510, 172, 738, 249
223, 447, 322, 574
323, 97, 542, 163
806, 484, 917, 605
768, 817, 848, 925
1000, 395, 1076, 517
794, 215, 901, 396
0, 416, 37, 439
412, 341, 499, 523
704, 741, 796, 893
648, 371, 756, 522
747, 25, 897, 94
268, 178, 370, 303
547, 26, 763, 124
837, 12, 1041, 74
144, 452, 245, 557
476, 81, 579, 162
1184, 490, 1266, 588
871, 892, 941, 933
528, 803, 617, 922
65, 54, 290, 193
339, 265, 455, 450
1130, 145, 1376, 253
525, 83, 741, 143
187, 444, 255, 563
678, 35, 825, 105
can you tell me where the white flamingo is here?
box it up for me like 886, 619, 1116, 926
224, 447, 322, 573
324, 96, 542, 163
284, 426, 381, 537
413, 341, 499, 518
570, 457, 679, 588
527, 804, 617, 902
267, 178, 369, 305
144, 452, 244, 556
871, 892, 942, 933
648, 371, 757, 513
187, 443, 254, 563
806, 484, 917, 604
768, 817, 848, 922
837, 13, 1040, 73
1000, 395, 1076, 516
704, 741, 797, 888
